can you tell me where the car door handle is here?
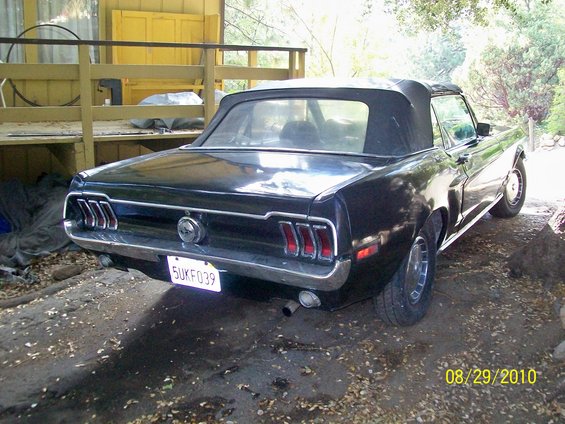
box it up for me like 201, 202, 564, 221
456, 153, 472, 165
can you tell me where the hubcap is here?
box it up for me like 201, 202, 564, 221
405, 236, 429, 304
506, 168, 523, 206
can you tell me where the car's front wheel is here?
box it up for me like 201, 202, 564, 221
490, 157, 526, 218
374, 222, 437, 326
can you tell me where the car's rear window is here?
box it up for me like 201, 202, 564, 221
202, 98, 369, 154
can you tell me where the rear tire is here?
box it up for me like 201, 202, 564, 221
490, 157, 526, 218
374, 221, 437, 326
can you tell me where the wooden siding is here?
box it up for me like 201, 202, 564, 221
1, 0, 223, 183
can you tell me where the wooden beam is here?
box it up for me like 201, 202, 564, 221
247, 50, 258, 89
215, 66, 289, 81
90, 64, 204, 80
92, 105, 205, 120
0, 107, 81, 122
203, 48, 216, 126
0, 64, 80, 80
79, 45, 95, 169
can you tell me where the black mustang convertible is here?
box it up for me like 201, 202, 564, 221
64, 79, 526, 326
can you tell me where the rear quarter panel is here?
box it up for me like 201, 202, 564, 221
327, 148, 460, 297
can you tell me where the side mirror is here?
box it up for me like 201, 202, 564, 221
477, 122, 491, 137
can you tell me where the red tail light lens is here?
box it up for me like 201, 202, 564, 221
313, 226, 333, 260
280, 222, 334, 261
297, 224, 316, 258
280, 222, 299, 256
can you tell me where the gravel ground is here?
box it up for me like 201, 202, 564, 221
0, 148, 563, 423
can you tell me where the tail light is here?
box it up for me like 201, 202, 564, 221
76, 198, 118, 230
280, 222, 299, 256
313, 225, 333, 260
297, 224, 316, 258
280, 222, 334, 261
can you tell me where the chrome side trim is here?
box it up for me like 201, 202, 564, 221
64, 220, 351, 291
64, 191, 339, 256
438, 193, 503, 253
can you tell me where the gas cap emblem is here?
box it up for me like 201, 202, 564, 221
177, 216, 206, 243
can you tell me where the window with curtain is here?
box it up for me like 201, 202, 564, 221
0, 0, 25, 63
37, 0, 99, 63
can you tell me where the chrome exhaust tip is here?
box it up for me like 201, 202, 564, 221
298, 291, 321, 308
282, 300, 300, 317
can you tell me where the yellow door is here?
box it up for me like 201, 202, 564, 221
112, 10, 220, 104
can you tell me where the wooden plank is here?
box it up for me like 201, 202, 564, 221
0, 64, 80, 80
73, 142, 86, 171
91, 64, 204, 79
0, 138, 79, 147
79, 45, 96, 169
3, 147, 28, 182
203, 48, 216, 126
47, 145, 78, 176
0, 107, 81, 122
118, 143, 142, 160
289, 51, 297, 79
298, 51, 306, 78
96, 143, 119, 166
247, 50, 258, 89
92, 105, 204, 120
215, 66, 289, 81
27, 146, 53, 182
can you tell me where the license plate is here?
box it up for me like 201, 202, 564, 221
166, 256, 221, 292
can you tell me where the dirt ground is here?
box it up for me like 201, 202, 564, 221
0, 148, 564, 423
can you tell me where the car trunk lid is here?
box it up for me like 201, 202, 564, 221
80, 149, 389, 216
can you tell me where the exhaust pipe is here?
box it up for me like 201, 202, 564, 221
282, 300, 300, 317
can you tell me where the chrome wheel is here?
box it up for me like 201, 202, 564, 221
405, 236, 429, 304
506, 168, 524, 206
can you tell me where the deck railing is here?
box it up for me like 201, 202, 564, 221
0, 38, 306, 171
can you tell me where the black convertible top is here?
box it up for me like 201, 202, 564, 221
249, 78, 462, 98
198, 78, 464, 156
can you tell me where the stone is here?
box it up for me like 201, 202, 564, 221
553, 340, 565, 360
561, 305, 565, 330
558, 136, 565, 147
52, 264, 83, 281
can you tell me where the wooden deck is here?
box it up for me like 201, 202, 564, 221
0, 120, 203, 147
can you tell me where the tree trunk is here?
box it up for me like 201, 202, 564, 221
507, 206, 565, 283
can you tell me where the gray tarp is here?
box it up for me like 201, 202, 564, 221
0, 175, 70, 267
130, 90, 227, 130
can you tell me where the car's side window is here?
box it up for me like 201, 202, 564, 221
431, 109, 445, 148
431, 95, 477, 148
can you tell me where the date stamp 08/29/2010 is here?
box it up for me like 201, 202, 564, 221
445, 369, 538, 385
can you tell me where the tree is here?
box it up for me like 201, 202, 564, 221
460, 2, 563, 147
403, 31, 466, 82
385, 0, 550, 31
545, 68, 565, 135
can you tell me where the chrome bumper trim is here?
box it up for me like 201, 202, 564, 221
64, 220, 351, 291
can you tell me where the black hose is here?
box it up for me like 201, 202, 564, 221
5, 23, 90, 107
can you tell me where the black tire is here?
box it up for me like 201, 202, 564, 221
374, 222, 437, 326
490, 157, 526, 218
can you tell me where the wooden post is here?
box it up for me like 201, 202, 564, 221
247, 50, 258, 89
203, 48, 216, 126
528, 116, 535, 152
298, 51, 306, 78
288, 51, 297, 79
78, 44, 95, 169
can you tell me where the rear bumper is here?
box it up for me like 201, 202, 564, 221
64, 220, 351, 291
